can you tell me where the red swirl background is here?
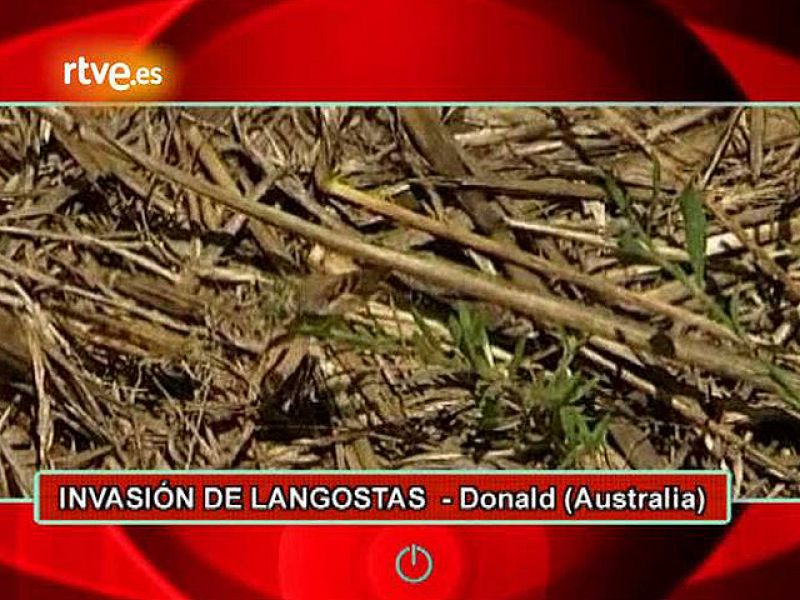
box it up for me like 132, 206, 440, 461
3, 502, 800, 599
2, 1, 800, 598
0, 0, 798, 100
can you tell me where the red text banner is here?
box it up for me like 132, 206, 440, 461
35, 471, 730, 524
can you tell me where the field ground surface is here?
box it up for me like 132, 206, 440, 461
0, 106, 799, 498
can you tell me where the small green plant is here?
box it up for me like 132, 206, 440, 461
558, 405, 609, 468
410, 307, 454, 368
293, 312, 402, 354
447, 302, 495, 380
606, 173, 731, 327
767, 364, 800, 408
605, 171, 800, 407
430, 304, 611, 461
523, 335, 606, 466
445, 303, 507, 429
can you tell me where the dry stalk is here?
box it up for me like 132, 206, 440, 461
41, 109, 795, 395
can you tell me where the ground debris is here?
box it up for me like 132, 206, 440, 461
0, 106, 798, 498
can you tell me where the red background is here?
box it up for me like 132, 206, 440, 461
3, 501, 800, 599
2, 1, 800, 598
0, 0, 798, 100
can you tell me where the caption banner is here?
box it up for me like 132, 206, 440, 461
35, 471, 730, 524
34, 471, 730, 523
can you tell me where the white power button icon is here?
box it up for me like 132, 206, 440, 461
395, 544, 434, 584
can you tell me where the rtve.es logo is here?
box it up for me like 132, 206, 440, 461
63, 56, 164, 92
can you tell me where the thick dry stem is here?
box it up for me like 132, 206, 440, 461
53, 112, 793, 396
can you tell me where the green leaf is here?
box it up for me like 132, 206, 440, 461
767, 364, 800, 408
411, 308, 451, 367
616, 229, 652, 263
477, 383, 501, 430
727, 291, 745, 338
508, 337, 526, 375
447, 312, 462, 347
604, 173, 628, 213
651, 157, 662, 201
679, 184, 707, 284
